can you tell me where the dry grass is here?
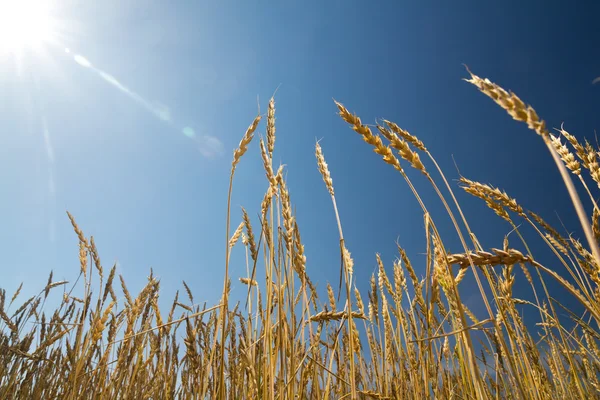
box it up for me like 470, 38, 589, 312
2, 74, 600, 399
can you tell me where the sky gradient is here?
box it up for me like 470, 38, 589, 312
1, 1, 600, 325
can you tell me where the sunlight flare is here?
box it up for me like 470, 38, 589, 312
0, 0, 57, 53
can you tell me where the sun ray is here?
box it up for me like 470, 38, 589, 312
70, 51, 224, 157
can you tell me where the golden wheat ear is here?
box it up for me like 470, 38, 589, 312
464, 66, 600, 266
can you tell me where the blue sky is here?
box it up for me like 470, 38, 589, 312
1, 1, 600, 325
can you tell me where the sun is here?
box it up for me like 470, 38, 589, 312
0, 0, 56, 53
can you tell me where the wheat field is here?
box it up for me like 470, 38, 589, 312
2, 69, 600, 399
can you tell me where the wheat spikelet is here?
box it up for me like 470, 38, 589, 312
519, 263, 534, 286
545, 233, 569, 256
175, 302, 193, 312
342, 245, 354, 277
571, 237, 600, 274
35, 327, 73, 354
315, 141, 334, 196
383, 119, 427, 152
43, 281, 68, 293
462, 183, 511, 222
392, 259, 407, 299
397, 245, 418, 287
447, 248, 540, 269
462, 304, 480, 325
42, 271, 54, 300
260, 138, 277, 189
278, 177, 295, 253
241, 208, 258, 261
9, 295, 34, 319
358, 389, 393, 399
558, 124, 587, 166
229, 221, 245, 249
368, 274, 379, 324
335, 100, 403, 172
327, 283, 336, 312
9, 283, 23, 307
232, 115, 261, 171
0, 308, 17, 339
380, 294, 393, 350
293, 221, 308, 279
376, 254, 394, 298
239, 277, 258, 287
91, 301, 115, 342
454, 267, 467, 284
354, 287, 365, 316
89, 236, 103, 280
266, 97, 276, 157
182, 280, 194, 304
377, 125, 428, 176
550, 134, 581, 175
459, 177, 524, 216
120, 275, 133, 308
500, 262, 515, 298
432, 235, 462, 327
529, 211, 570, 251
593, 207, 600, 242
79, 241, 88, 276
464, 67, 548, 138
102, 264, 117, 304
259, 186, 274, 249
310, 310, 366, 322
584, 141, 600, 188
66, 211, 88, 246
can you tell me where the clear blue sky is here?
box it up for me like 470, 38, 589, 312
2, 1, 599, 323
